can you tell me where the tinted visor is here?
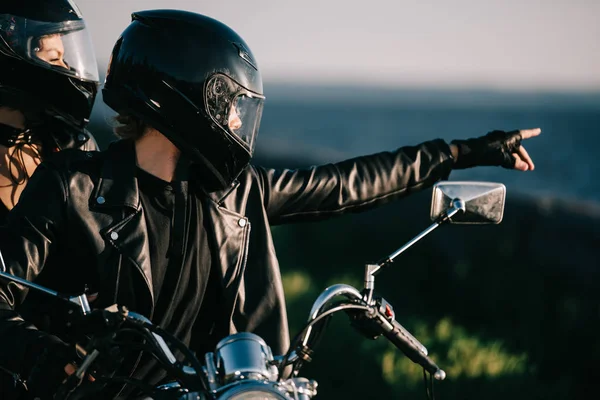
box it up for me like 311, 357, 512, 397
0, 15, 99, 82
205, 73, 264, 154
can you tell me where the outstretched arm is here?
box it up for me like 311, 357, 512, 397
258, 128, 541, 225
257, 139, 455, 225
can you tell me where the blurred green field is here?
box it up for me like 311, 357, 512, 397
273, 190, 599, 399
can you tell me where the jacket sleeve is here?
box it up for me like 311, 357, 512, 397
255, 139, 455, 225
0, 162, 69, 375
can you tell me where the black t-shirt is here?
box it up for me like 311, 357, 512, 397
131, 168, 218, 387
0, 200, 8, 224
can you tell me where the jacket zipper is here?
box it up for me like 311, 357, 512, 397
240, 221, 251, 274
228, 220, 251, 326
106, 209, 151, 397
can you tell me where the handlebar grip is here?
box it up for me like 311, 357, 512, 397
380, 317, 446, 381
391, 319, 428, 356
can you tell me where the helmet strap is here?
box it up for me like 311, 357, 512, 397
0, 122, 32, 148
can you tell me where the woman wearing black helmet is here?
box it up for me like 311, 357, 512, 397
0, 0, 99, 218
0, 0, 99, 397
0, 9, 539, 399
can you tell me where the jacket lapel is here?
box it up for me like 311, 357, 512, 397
202, 179, 248, 287
90, 140, 154, 311
201, 176, 254, 339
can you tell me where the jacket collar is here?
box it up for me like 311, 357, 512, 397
88, 140, 155, 313
92, 139, 242, 208
204, 180, 240, 206
92, 139, 140, 211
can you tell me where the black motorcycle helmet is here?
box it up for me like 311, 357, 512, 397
103, 10, 265, 191
0, 0, 99, 152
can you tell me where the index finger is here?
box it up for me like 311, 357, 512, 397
519, 128, 541, 140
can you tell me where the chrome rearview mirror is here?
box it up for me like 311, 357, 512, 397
364, 180, 506, 303
430, 181, 506, 224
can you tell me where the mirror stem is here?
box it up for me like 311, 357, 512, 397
0, 269, 91, 314
363, 200, 465, 300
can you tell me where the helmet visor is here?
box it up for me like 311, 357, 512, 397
205, 73, 264, 154
0, 15, 99, 82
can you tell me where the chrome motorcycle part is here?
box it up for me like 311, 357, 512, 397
280, 378, 318, 400
430, 181, 506, 224
217, 381, 290, 399
214, 332, 278, 384
301, 284, 363, 347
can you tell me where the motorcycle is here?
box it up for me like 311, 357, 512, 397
0, 180, 507, 399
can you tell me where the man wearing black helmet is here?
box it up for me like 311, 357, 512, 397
0, 9, 540, 399
0, 0, 99, 398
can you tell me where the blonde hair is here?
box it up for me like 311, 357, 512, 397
112, 114, 148, 140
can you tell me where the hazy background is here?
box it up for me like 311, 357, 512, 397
76, 0, 600, 91
78, 0, 600, 204
73, 1, 599, 398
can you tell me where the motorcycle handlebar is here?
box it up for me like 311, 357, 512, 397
305, 285, 446, 381
126, 312, 199, 376
376, 313, 446, 381
79, 291, 444, 385
76, 309, 200, 378
127, 312, 178, 366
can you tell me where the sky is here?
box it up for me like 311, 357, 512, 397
74, 0, 599, 92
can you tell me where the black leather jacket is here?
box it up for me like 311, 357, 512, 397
0, 137, 454, 378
